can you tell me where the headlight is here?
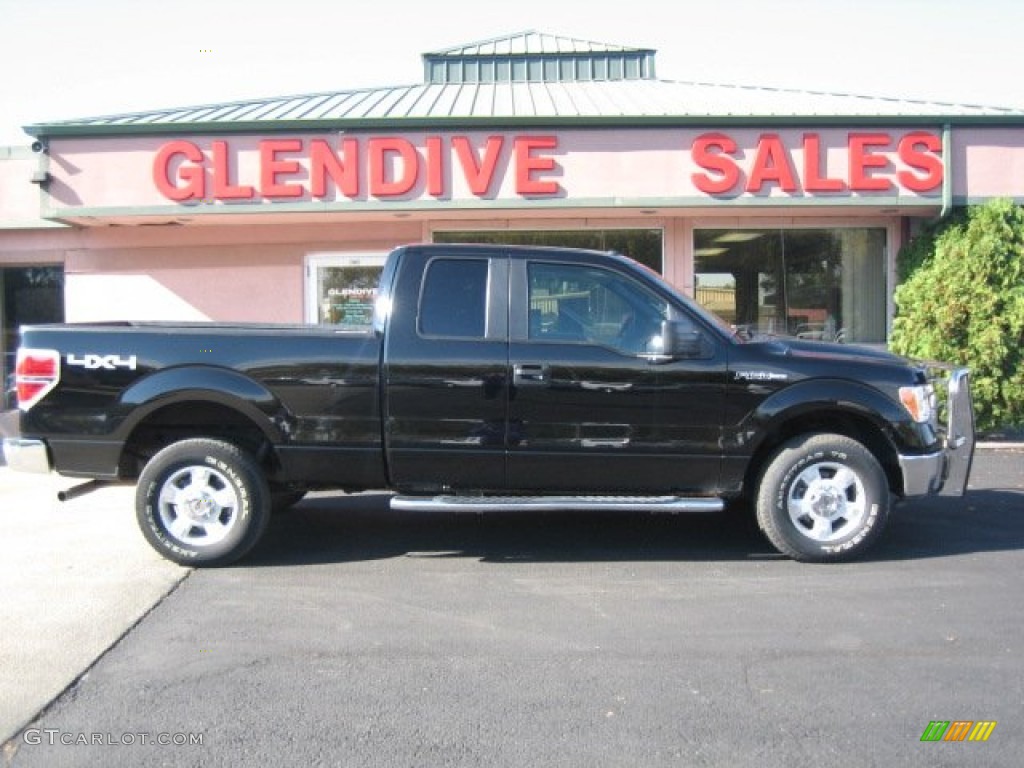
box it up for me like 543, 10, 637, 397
899, 384, 935, 423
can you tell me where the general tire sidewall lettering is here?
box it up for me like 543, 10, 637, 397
775, 447, 879, 553
757, 434, 889, 562
143, 455, 252, 559
135, 438, 270, 566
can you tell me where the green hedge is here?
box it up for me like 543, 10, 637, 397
891, 198, 1024, 433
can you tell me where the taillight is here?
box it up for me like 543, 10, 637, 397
15, 348, 60, 410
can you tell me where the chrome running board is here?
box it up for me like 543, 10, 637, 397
390, 495, 724, 514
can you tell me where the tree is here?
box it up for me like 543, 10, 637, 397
891, 199, 1024, 432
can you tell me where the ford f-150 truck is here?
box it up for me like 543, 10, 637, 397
1, 243, 975, 566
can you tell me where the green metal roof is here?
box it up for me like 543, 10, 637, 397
424, 30, 652, 57
25, 30, 1024, 138
421, 30, 657, 85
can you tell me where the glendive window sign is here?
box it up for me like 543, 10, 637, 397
151, 130, 943, 203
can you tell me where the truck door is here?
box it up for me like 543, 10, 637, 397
382, 247, 509, 492
506, 255, 726, 494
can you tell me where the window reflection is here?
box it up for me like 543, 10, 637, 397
694, 229, 886, 344
528, 262, 668, 355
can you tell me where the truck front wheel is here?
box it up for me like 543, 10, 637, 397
136, 438, 271, 566
756, 433, 889, 562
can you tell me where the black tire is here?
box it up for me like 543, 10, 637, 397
755, 433, 889, 562
136, 438, 271, 566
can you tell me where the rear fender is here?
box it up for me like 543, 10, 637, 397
119, 366, 290, 443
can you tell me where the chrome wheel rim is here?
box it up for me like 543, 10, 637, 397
157, 465, 240, 547
786, 461, 867, 543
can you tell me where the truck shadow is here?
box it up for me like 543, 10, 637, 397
247, 488, 1024, 566
875, 489, 1024, 560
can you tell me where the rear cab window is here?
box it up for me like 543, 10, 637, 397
418, 258, 490, 338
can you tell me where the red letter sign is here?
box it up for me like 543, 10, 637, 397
153, 140, 206, 201
211, 140, 255, 199
746, 134, 798, 193
691, 133, 740, 194
454, 136, 504, 196
849, 133, 892, 192
897, 131, 943, 192
802, 133, 846, 192
310, 138, 360, 198
260, 139, 304, 198
425, 136, 445, 197
514, 136, 559, 195
369, 137, 418, 197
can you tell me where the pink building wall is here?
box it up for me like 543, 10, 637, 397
2, 123, 1023, 326
38, 128, 957, 215
2, 219, 424, 322
951, 128, 1024, 200
0, 147, 53, 232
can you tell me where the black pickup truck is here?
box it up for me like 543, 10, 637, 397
2, 243, 974, 565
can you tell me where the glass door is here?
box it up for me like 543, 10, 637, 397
305, 253, 386, 328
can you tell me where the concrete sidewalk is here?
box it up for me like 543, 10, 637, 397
0, 470, 187, 744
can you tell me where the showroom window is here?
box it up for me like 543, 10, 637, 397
434, 229, 663, 275
693, 228, 887, 344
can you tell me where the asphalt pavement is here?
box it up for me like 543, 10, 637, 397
1, 446, 1021, 766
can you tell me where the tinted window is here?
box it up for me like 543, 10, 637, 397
419, 258, 489, 338
528, 262, 668, 355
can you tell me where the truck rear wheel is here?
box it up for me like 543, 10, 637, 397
136, 438, 271, 566
755, 433, 889, 562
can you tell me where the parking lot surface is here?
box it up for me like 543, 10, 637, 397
2, 449, 1022, 767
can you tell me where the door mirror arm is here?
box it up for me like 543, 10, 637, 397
656, 320, 705, 360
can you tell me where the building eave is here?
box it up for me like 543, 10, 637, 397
24, 111, 1024, 140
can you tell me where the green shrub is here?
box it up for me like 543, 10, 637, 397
891, 198, 1024, 432
894, 207, 968, 282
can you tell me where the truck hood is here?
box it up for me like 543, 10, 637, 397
750, 336, 908, 367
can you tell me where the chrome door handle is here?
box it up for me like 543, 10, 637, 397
513, 364, 548, 386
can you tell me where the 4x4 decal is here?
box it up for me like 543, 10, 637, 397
67, 354, 138, 371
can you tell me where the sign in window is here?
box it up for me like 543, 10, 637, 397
305, 253, 386, 328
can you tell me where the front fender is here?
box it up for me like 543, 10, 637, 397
118, 365, 290, 443
735, 377, 926, 456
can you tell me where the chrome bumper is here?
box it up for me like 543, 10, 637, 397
1, 438, 53, 474
898, 368, 975, 498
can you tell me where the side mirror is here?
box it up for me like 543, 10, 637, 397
660, 320, 705, 359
